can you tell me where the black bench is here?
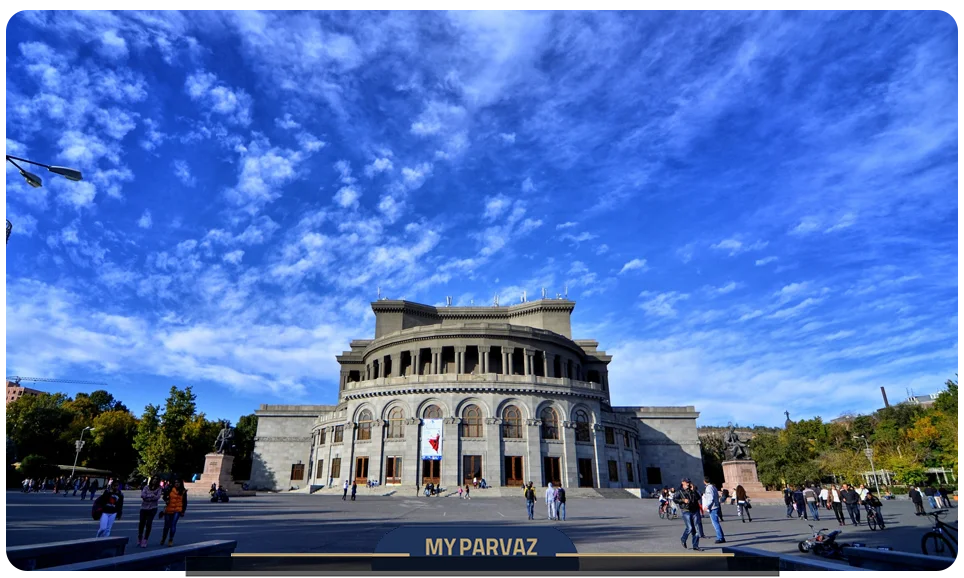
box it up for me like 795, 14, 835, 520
7, 536, 129, 570
722, 545, 865, 571
841, 546, 955, 571
43, 540, 237, 571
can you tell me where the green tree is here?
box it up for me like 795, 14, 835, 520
232, 414, 258, 480
89, 410, 139, 478
6, 393, 76, 464
17, 454, 58, 480
134, 404, 168, 477
699, 434, 725, 486
934, 376, 958, 415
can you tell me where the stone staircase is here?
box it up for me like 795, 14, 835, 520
285, 485, 646, 499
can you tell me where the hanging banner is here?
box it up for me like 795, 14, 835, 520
421, 419, 443, 460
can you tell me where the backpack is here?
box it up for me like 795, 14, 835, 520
91, 499, 103, 521
524, 487, 535, 501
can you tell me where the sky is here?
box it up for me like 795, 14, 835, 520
3, 10, 958, 427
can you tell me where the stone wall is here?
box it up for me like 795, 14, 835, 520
249, 405, 335, 491
616, 406, 704, 490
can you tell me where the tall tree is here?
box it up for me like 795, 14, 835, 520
6, 393, 75, 464
231, 414, 258, 480
89, 410, 139, 479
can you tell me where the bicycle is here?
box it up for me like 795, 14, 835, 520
658, 501, 675, 519
920, 509, 957, 558
865, 506, 884, 531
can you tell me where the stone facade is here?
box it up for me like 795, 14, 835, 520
250, 299, 703, 491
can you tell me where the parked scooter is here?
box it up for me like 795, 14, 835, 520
798, 524, 859, 559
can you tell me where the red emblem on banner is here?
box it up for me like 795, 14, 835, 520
428, 434, 440, 452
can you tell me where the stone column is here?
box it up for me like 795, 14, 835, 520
431, 348, 441, 374
508, 349, 515, 376
561, 421, 579, 489
456, 346, 465, 374
441, 417, 462, 489
502, 348, 510, 375
411, 349, 419, 376
523, 350, 530, 375
526, 350, 535, 381
407, 418, 421, 484
526, 419, 543, 486
480, 346, 490, 374
592, 424, 606, 488
485, 417, 503, 486
339, 371, 349, 392
542, 353, 549, 378
324, 427, 334, 485
370, 419, 385, 483
347, 422, 358, 481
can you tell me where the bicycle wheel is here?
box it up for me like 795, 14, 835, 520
921, 532, 956, 558
658, 507, 666, 520
868, 512, 878, 531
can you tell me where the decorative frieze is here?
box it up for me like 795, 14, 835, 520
254, 436, 311, 443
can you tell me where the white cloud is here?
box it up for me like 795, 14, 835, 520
184, 69, 252, 125
738, 310, 764, 321
138, 210, 153, 229
755, 256, 778, 266
710, 238, 768, 256
378, 195, 404, 223
713, 281, 738, 294
98, 29, 129, 60
400, 162, 433, 191
173, 159, 196, 187
410, 100, 466, 136
521, 177, 535, 193
638, 291, 689, 318
825, 330, 856, 341
595, 244, 609, 255
561, 231, 597, 244
57, 181, 97, 210
556, 221, 577, 230
769, 297, 821, 319
334, 160, 355, 185
223, 250, 244, 265
775, 282, 811, 303
825, 213, 856, 233
484, 195, 511, 221
275, 113, 300, 130
297, 132, 325, 152
677, 243, 695, 263
364, 157, 394, 177
790, 217, 821, 236
499, 132, 516, 144
618, 258, 647, 275
334, 186, 361, 209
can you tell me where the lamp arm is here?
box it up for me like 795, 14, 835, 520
6, 155, 51, 169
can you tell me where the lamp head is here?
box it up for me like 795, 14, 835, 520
48, 166, 83, 181
20, 169, 43, 188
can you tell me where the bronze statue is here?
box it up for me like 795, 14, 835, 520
724, 425, 749, 461
214, 421, 235, 454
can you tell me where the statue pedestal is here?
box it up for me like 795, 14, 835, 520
184, 453, 254, 497
721, 460, 783, 502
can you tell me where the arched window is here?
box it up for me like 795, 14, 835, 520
357, 409, 373, 441
462, 404, 482, 438
424, 404, 442, 419
540, 407, 559, 440
502, 405, 522, 438
387, 407, 405, 439
575, 409, 591, 442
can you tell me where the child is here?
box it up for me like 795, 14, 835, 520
458, 486, 464, 499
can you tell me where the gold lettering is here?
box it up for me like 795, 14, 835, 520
512, 538, 526, 556
426, 539, 444, 556
459, 538, 472, 555
486, 538, 498, 556
526, 538, 538, 556
444, 538, 457, 556
472, 538, 485, 556
500, 538, 512, 555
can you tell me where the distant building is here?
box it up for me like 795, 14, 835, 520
905, 393, 939, 407
6, 381, 43, 405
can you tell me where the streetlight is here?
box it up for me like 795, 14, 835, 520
6, 155, 83, 184
70, 426, 95, 479
853, 435, 880, 495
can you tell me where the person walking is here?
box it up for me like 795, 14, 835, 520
857, 484, 869, 504
735, 485, 752, 522
841, 484, 861, 525
93, 480, 124, 537
524, 482, 536, 520
819, 486, 829, 509
784, 485, 794, 518
675, 479, 701, 551
464, 484, 471, 500
555, 485, 566, 521
792, 486, 807, 519
342, 480, 349, 501
909, 486, 926, 515
72, 477, 81, 497
938, 486, 951, 508
137, 478, 162, 548
159, 478, 187, 546
88, 479, 100, 501
702, 477, 726, 544
458, 486, 464, 499
351, 481, 357, 501
803, 485, 820, 521
546, 483, 556, 520
924, 485, 938, 509
830, 485, 846, 526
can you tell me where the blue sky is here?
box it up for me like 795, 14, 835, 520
3, 11, 958, 427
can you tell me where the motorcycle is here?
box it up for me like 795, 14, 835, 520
797, 524, 860, 559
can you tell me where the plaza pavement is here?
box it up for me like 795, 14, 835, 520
4, 490, 956, 558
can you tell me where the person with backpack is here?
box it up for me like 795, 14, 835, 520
555, 485, 566, 521
524, 482, 536, 520
93, 480, 124, 537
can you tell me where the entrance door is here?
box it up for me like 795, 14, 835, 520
463, 455, 482, 486
577, 458, 593, 487
354, 457, 369, 484
422, 459, 440, 485
504, 456, 524, 486
385, 457, 402, 484
543, 456, 562, 486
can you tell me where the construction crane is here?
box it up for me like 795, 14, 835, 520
7, 376, 108, 386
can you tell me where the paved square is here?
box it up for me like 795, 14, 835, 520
4, 490, 956, 559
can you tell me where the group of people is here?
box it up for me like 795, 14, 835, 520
783, 483, 885, 528
21, 476, 105, 499
92, 477, 190, 548
521, 482, 567, 521
909, 485, 954, 515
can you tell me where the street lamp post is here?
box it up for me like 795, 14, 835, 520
854, 435, 881, 495
5, 155, 83, 245
70, 426, 94, 479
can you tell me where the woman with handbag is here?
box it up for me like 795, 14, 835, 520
137, 478, 163, 548
159, 478, 188, 546
93, 480, 124, 537
735, 485, 752, 522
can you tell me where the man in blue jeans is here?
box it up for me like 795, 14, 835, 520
702, 477, 726, 544
524, 482, 536, 520
675, 478, 702, 551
